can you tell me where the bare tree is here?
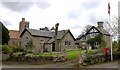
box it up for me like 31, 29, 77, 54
82, 24, 92, 34
105, 17, 118, 40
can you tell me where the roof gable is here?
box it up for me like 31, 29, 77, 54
47, 30, 75, 43
85, 26, 102, 35
61, 30, 76, 41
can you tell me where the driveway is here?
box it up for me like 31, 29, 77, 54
84, 61, 118, 68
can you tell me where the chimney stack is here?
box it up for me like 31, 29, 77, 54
97, 21, 104, 30
19, 18, 29, 33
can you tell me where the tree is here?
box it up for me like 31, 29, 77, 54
112, 41, 118, 53
105, 17, 118, 40
40, 27, 49, 31
118, 40, 120, 52
0, 22, 10, 45
87, 34, 106, 49
82, 25, 92, 34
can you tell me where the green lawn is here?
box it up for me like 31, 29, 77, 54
66, 50, 85, 60
66, 49, 97, 60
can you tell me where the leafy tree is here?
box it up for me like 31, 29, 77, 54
87, 34, 106, 48
2, 45, 13, 54
40, 27, 49, 31
112, 41, 118, 53
0, 22, 10, 45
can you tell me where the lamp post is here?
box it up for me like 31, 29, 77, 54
51, 23, 59, 52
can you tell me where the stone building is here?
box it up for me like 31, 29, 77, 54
19, 18, 77, 52
76, 21, 111, 50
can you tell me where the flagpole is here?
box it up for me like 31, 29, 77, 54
108, 0, 113, 61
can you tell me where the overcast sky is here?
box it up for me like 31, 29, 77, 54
0, 0, 119, 38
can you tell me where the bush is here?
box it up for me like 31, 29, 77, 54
10, 52, 27, 61
8, 52, 53, 62
42, 56, 53, 61
2, 45, 13, 54
83, 55, 97, 65
8, 44, 25, 52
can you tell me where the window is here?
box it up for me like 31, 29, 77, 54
82, 42, 86, 46
40, 39, 44, 43
24, 37, 29, 45
68, 40, 71, 45
65, 40, 67, 46
65, 39, 71, 46
25, 37, 29, 42
82, 36, 86, 41
90, 33, 96, 38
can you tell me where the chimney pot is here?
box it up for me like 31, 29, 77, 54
22, 18, 25, 21
97, 21, 103, 27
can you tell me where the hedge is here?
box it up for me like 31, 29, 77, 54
7, 52, 53, 62
83, 52, 120, 66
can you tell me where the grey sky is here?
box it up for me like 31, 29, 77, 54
1, 2, 33, 12
2, 20, 12, 26
68, 10, 81, 19
81, 1, 101, 10
1, 1, 50, 12
35, 2, 50, 9
88, 13, 98, 25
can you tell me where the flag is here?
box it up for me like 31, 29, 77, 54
108, 2, 110, 15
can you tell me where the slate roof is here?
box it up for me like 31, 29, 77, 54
20, 28, 75, 43
20, 28, 53, 38
97, 27, 110, 36
26, 28, 53, 37
76, 34, 84, 40
51, 30, 68, 39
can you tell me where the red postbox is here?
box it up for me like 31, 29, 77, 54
104, 48, 108, 55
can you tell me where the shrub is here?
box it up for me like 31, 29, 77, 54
2, 45, 13, 54
11, 52, 26, 61
8, 44, 25, 52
